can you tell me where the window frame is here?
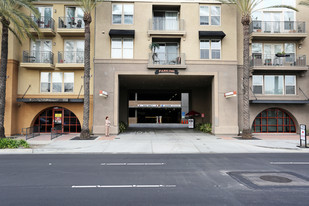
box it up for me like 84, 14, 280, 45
111, 38, 134, 59
112, 3, 134, 25
40, 72, 75, 93
252, 75, 296, 95
200, 39, 221, 59
199, 5, 221, 26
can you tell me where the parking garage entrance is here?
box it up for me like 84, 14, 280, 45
118, 75, 213, 128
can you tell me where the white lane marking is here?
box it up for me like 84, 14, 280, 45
270, 162, 309, 165
100, 163, 165, 166
72, 184, 176, 189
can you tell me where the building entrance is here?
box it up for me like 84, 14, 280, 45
33, 107, 81, 133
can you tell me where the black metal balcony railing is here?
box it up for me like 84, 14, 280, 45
149, 52, 185, 65
250, 53, 306, 67
58, 51, 84, 63
58, 17, 84, 29
31, 16, 55, 30
250, 21, 306, 34
23, 51, 54, 64
149, 18, 184, 31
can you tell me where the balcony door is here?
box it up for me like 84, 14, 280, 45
36, 7, 52, 28
153, 11, 178, 30
264, 44, 282, 65
64, 40, 84, 63
31, 40, 52, 63
264, 12, 281, 33
156, 43, 179, 64
65, 7, 84, 28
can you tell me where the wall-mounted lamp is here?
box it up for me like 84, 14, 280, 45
53, 42, 56, 46
54, 9, 57, 13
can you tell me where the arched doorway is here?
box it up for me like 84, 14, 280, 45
33, 107, 81, 133
252, 108, 296, 133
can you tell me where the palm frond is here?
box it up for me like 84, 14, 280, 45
299, 1, 309, 6
75, 0, 97, 14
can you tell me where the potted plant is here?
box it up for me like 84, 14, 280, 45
276, 51, 290, 57
149, 42, 160, 64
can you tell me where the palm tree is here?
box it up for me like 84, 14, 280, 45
299, 0, 309, 6
149, 42, 160, 63
0, 0, 40, 138
76, 0, 96, 139
219, 0, 297, 139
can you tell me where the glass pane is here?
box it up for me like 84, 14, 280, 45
268, 126, 277, 132
278, 118, 283, 125
112, 39, 122, 49
113, 15, 121, 24
53, 83, 62, 92
253, 86, 262, 94
123, 39, 133, 49
124, 4, 133, 14
252, 43, 262, 53
124, 15, 133, 24
64, 83, 73, 92
41, 72, 51, 83
200, 6, 209, 16
285, 75, 295, 85
268, 118, 277, 125
200, 49, 209, 59
123, 48, 133, 59
262, 118, 267, 125
253, 75, 263, 85
286, 86, 295, 95
262, 126, 267, 132
255, 119, 261, 125
53, 72, 62, 83
200, 40, 210, 49
268, 110, 276, 117
112, 4, 122, 14
211, 50, 220, 59
211, 6, 220, 16
285, 43, 295, 53
64, 73, 74, 83
41, 83, 50, 92
261, 111, 267, 117
211, 16, 220, 25
200, 16, 209, 25
264, 76, 283, 95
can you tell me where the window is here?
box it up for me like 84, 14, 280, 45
285, 43, 295, 63
64, 40, 84, 63
252, 75, 263, 94
40, 72, 74, 93
200, 39, 221, 59
285, 75, 296, 95
252, 108, 296, 133
200, 5, 220, 25
112, 4, 134, 24
65, 7, 84, 28
40, 72, 51, 92
64, 73, 74, 93
35, 6, 52, 29
31, 40, 52, 63
252, 75, 296, 95
111, 38, 133, 59
52, 72, 63, 93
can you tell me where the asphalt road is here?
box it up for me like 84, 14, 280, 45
0, 153, 309, 206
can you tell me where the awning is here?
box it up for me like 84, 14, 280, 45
199, 31, 226, 39
17, 98, 84, 103
109, 29, 135, 38
250, 100, 309, 104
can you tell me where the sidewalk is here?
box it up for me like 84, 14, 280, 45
1, 129, 308, 154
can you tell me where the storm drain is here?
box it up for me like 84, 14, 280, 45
228, 172, 309, 189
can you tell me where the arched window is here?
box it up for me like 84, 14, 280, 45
252, 108, 296, 133
33, 107, 81, 133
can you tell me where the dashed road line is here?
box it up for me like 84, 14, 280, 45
270, 162, 309, 165
100, 163, 166, 166
72, 184, 176, 189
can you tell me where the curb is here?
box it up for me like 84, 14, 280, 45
0, 149, 33, 154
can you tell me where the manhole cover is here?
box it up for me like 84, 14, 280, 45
260, 175, 292, 183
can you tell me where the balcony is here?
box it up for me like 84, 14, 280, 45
250, 54, 308, 71
30, 16, 55, 36
148, 53, 186, 69
250, 21, 307, 41
57, 17, 85, 37
20, 51, 54, 69
148, 18, 186, 37
56, 51, 84, 69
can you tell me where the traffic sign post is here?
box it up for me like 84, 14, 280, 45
300, 124, 307, 148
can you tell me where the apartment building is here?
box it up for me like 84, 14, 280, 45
3, 0, 308, 136
93, 0, 239, 135
3, 0, 95, 136
245, 0, 309, 134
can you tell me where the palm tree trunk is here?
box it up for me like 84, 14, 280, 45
80, 14, 91, 139
0, 19, 9, 138
241, 15, 252, 139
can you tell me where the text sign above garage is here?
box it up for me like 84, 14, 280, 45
155, 69, 179, 75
